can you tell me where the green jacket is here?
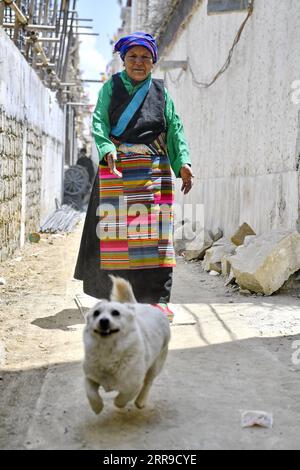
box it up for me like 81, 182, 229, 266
92, 71, 191, 177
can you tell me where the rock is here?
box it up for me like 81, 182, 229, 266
239, 289, 252, 296
174, 222, 195, 255
230, 285, 240, 292
185, 234, 213, 261
213, 237, 232, 247
209, 262, 222, 273
209, 270, 220, 276
231, 223, 256, 246
208, 227, 223, 243
225, 270, 236, 286
280, 269, 300, 293
202, 241, 236, 273
0, 278, 6, 286
221, 255, 232, 277
229, 230, 300, 295
243, 235, 256, 247
179, 225, 213, 261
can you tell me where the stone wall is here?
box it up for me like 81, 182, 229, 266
0, 28, 65, 262
0, 108, 22, 261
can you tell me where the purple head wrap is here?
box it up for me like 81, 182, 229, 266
114, 32, 158, 64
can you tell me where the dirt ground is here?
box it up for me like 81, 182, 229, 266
1, 222, 300, 450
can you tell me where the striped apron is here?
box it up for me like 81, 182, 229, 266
98, 137, 176, 271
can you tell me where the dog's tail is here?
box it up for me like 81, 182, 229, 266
109, 276, 137, 304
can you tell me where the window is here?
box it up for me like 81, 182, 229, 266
208, 0, 249, 15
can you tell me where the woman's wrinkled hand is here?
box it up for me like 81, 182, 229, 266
180, 165, 194, 195
106, 152, 122, 178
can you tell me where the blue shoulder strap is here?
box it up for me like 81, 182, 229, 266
111, 78, 152, 137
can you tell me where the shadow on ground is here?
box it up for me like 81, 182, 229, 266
1, 333, 300, 450
31, 309, 85, 331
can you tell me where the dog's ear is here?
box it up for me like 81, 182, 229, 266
109, 276, 137, 304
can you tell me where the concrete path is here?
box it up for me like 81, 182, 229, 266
1, 225, 300, 450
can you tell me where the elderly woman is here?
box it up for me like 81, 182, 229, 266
74, 32, 193, 308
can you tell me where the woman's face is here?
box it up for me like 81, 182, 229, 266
124, 46, 154, 82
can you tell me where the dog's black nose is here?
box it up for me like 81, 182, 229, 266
99, 318, 110, 330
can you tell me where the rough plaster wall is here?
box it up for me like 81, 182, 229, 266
26, 128, 43, 236
0, 110, 22, 261
156, 0, 300, 235
0, 28, 64, 261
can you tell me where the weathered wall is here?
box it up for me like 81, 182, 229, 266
156, 0, 300, 236
0, 28, 65, 261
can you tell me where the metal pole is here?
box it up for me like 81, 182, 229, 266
61, 0, 77, 82
66, 103, 93, 106
37, 37, 60, 43
72, 32, 99, 36
3, 0, 28, 25
28, 0, 35, 23
57, 0, 70, 78
52, 0, 63, 66
13, 0, 21, 44
44, 0, 50, 25
0, 1, 5, 26
3, 22, 56, 30
81, 80, 102, 83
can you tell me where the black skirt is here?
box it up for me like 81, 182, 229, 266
74, 173, 173, 303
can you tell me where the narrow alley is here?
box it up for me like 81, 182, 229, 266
1, 223, 300, 450
2, 0, 300, 452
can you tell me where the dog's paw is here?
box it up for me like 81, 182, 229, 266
134, 398, 146, 410
88, 398, 104, 415
114, 395, 129, 409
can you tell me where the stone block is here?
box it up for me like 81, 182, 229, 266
229, 231, 300, 295
221, 255, 232, 277
231, 222, 256, 246
185, 229, 213, 261
203, 241, 236, 273
174, 221, 196, 255
208, 227, 224, 243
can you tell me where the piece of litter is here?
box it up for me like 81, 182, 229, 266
209, 270, 220, 276
241, 410, 273, 429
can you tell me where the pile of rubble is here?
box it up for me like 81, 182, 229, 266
175, 221, 300, 296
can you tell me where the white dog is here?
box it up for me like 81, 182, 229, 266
83, 276, 171, 414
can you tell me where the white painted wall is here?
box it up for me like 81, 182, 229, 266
0, 28, 65, 225
156, 0, 300, 236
